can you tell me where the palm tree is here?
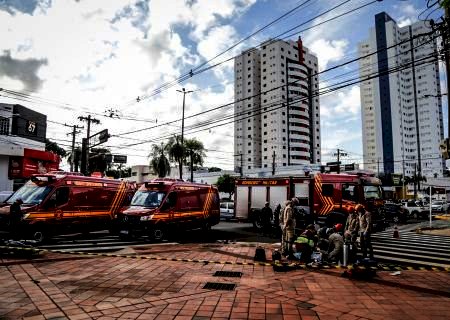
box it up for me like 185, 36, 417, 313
149, 142, 171, 178
184, 138, 206, 182
167, 135, 184, 179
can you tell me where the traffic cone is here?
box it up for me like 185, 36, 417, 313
393, 226, 400, 238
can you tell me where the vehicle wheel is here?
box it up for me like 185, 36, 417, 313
412, 211, 419, 220
203, 221, 211, 233
31, 230, 46, 244
253, 217, 264, 230
326, 211, 346, 227
392, 215, 400, 224
151, 225, 166, 242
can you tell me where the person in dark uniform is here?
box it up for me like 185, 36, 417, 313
9, 199, 23, 238
261, 202, 273, 236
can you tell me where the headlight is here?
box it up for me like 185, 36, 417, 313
140, 215, 153, 221
22, 213, 30, 219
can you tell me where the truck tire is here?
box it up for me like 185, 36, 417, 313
31, 227, 47, 244
326, 211, 346, 227
411, 211, 419, 220
151, 225, 166, 242
250, 209, 264, 231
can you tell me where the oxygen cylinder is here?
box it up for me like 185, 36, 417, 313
343, 241, 350, 267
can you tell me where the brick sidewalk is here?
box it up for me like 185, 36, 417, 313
1, 243, 449, 320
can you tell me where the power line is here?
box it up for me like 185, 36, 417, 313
117, 0, 377, 108
114, 48, 444, 150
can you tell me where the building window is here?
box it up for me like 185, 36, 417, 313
0, 117, 10, 135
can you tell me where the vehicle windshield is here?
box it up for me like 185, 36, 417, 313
7, 182, 53, 205
363, 186, 382, 200
131, 191, 166, 208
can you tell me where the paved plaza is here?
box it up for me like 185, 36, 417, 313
1, 242, 449, 320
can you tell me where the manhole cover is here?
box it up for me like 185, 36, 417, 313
203, 282, 236, 291
213, 271, 242, 277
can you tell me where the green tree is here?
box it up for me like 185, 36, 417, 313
184, 137, 206, 182
216, 174, 236, 200
106, 165, 132, 179
167, 135, 184, 179
45, 138, 66, 158
149, 142, 171, 178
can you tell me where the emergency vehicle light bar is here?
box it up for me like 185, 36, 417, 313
30, 175, 57, 183
145, 182, 164, 188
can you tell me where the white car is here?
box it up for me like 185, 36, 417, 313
0, 191, 14, 203
220, 202, 234, 220
431, 200, 448, 213
401, 200, 428, 219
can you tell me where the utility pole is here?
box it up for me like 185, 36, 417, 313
443, 7, 450, 138
337, 149, 340, 174
64, 124, 83, 172
414, 163, 417, 200
272, 151, 276, 176
377, 158, 380, 177
333, 148, 347, 173
78, 115, 100, 175
176, 88, 193, 180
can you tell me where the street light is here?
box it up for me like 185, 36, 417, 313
176, 88, 193, 180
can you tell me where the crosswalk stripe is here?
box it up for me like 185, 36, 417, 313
372, 229, 450, 268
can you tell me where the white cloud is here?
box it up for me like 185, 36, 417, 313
0, 0, 258, 169
320, 85, 360, 119
309, 39, 348, 70
393, 3, 420, 27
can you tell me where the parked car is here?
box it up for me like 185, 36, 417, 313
431, 200, 449, 213
0, 191, 14, 203
401, 200, 427, 219
220, 201, 234, 220
380, 202, 408, 223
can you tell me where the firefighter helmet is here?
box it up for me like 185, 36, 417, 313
334, 223, 343, 232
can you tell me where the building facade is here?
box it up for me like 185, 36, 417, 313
359, 12, 444, 178
0, 103, 59, 190
234, 38, 321, 174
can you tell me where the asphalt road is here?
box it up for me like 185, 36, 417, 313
173, 220, 279, 244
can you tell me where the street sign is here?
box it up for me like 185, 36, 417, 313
89, 129, 110, 148
392, 174, 402, 185
113, 155, 127, 164
344, 164, 355, 171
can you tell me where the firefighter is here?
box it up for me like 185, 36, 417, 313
292, 224, 317, 262
260, 202, 273, 236
344, 208, 359, 243
358, 208, 374, 259
281, 198, 298, 257
273, 203, 281, 238
328, 223, 344, 263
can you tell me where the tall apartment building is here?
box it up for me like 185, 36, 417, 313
359, 12, 444, 178
234, 38, 320, 173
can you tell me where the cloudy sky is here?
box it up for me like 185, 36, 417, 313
0, 0, 446, 171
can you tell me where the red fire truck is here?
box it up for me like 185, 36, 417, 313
117, 179, 220, 241
0, 173, 135, 242
235, 172, 385, 230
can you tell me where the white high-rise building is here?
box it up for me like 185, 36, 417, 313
359, 12, 444, 178
234, 38, 320, 173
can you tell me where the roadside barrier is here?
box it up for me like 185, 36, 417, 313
1, 245, 449, 272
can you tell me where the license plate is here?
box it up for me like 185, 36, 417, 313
120, 230, 129, 235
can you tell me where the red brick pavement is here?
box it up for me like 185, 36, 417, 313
0, 243, 449, 320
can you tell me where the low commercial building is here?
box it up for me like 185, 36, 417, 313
0, 103, 59, 190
